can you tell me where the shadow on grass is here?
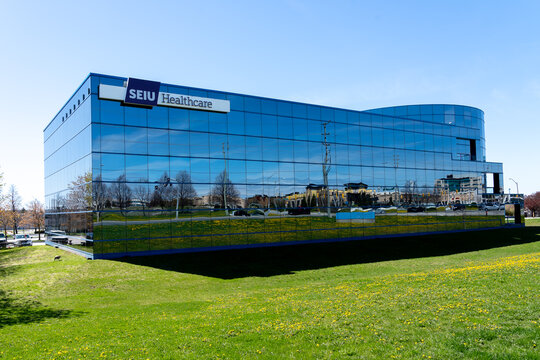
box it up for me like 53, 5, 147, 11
0, 289, 83, 329
117, 227, 540, 279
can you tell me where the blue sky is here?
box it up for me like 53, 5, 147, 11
1, 0, 539, 203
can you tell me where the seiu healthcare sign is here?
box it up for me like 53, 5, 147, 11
99, 78, 230, 113
124, 78, 161, 106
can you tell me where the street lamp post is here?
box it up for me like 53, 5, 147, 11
509, 178, 519, 195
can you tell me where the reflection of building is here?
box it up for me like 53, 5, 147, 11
435, 175, 482, 204
44, 74, 505, 259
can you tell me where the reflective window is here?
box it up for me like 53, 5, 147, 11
148, 129, 169, 156
46, 77, 504, 257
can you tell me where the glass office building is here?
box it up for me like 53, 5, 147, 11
44, 73, 505, 259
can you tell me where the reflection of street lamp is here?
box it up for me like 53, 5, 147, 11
265, 173, 279, 210
509, 178, 519, 195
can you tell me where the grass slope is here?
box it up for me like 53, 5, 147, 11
1, 226, 539, 359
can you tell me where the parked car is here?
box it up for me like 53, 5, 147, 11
0, 233, 7, 248
14, 234, 32, 247
407, 206, 425, 213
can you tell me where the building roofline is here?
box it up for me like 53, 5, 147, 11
45, 72, 485, 132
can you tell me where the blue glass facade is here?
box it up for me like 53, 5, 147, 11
44, 74, 505, 259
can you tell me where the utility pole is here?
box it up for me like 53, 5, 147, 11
322, 122, 331, 217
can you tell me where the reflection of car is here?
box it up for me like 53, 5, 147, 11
248, 209, 265, 216
14, 234, 32, 246
480, 203, 499, 211
287, 207, 311, 215
452, 204, 465, 211
233, 210, 250, 217
407, 206, 425, 213
86, 232, 94, 240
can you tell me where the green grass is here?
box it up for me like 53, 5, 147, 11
526, 217, 540, 226
1, 226, 539, 359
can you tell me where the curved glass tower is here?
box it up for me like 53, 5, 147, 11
44, 74, 505, 259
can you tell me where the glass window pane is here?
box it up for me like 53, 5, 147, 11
125, 126, 147, 154
125, 107, 147, 127
148, 129, 169, 156
189, 132, 209, 157
169, 130, 189, 157
100, 124, 124, 153
100, 100, 124, 125
190, 110, 209, 132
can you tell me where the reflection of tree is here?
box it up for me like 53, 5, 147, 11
133, 181, 151, 215
322, 122, 331, 216
174, 171, 197, 211
92, 175, 108, 222
67, 172, 92, 211
151, 172, 172, 209
403, 180, 417, 204
211, 170, 239, 209
110, 174, 132, 215
347, 192, 377, 207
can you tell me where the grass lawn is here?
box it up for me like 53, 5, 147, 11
1, 226, 539, 359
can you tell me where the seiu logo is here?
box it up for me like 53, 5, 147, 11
128, 89, 156, 102
124, 78, 161, 107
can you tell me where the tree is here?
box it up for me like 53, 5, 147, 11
211, 170, 240, 210
0, 167, 4, 197
0, 202, 12, 235
27, 199, 45, 240
174, 171, 197, 215
7, 185, 21, 234
109, 174, 132, 216
525, 191, 540, 217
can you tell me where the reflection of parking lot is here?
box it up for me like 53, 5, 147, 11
96, 209, 506, 225
50, 235, 90, 246
375, 210, 505, 216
